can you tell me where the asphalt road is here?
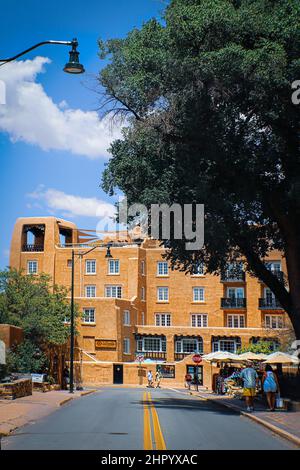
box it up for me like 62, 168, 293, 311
2, 388, 295, 450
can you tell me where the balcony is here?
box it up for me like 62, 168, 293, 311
259, 298, 283, 309
138, 351, 167, 361
221, 298, 247, 309
221, 272, 245, 282
22, 244, 44, 252
259, 270, 285, 283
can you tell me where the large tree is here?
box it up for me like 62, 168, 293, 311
0, 269, 74, 373
98, 0, 300, 338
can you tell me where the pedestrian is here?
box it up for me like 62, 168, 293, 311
155, 369, 162, 388
147, 370, 153, 388
185, 372, 192, 390
240, 361, 259, 412
63, 366, 70, 390
262, 364, 280, 412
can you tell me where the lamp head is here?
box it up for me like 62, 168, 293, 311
105, 244, 113, 258
64, 38, 85, 74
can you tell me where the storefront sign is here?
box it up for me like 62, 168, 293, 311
95, 339, 117, 350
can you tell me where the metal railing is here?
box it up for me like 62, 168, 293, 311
259, 298, 283, 309
221, 272, 245, 282
221, 298, 247, 308
137, 351, 167, 361
22, 244, 44, 252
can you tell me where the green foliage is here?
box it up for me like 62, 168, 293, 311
99, 0, 300, 337
238, 341, 275, 355
0, 269, 77, 373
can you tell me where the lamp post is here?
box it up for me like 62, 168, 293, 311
69, 243, 113, 393
0, 38, 84, 73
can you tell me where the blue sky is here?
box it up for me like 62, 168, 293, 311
0, 0, 163, 269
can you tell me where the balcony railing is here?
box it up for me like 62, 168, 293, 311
259, 270, 285, 283
22, 244, 44, 252
221, 298, 247, 308
221, 272, 245, 282
259, 298, 283, 309
137, 351, 167, 361
174, 352, 203, 361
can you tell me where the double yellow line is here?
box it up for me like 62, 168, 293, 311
143, 391, 166, 450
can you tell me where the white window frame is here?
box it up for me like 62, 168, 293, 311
141, 312, 145, 325
82, 308, 95, 324
227, 314, 245, 328
155, 313, 171, 327
175, 338, 203, 354
105, 285, 122, 298
141, 287, 146, 301
141, 260, 145, 275
213, 339, 241, 353
137, 336, 166, 353
265, 315, 284, 329
265, 261, 281, 272
191, 314, 208, 328
193, 287, 205, 302
227, 287, 245, 298
157, 261, 169, 276
192, 262, 204, 276
27, 260, 38, 275
85, 285, 96, 298
157, 287, 169, 302
85, 259, 96, 275
108, 259, 120, 275
123, 338, 131, 354
123, 310, 130, 326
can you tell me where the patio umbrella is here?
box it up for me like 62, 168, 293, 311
238, 352, 267, 361
203, 351, 239, 362
263, 351, 299, 365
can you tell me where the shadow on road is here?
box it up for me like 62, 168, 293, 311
136, 395, 237, 415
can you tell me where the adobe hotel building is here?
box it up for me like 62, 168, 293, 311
9, 217, 291, 388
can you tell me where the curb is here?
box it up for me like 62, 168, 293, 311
196, 392, 300, 448
59, 396, 74, 406
80, 389, 97, 397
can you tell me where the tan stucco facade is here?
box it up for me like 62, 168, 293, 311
9, 216, 291, 388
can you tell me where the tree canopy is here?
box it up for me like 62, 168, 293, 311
99, 0, 300, 338
0, 269, 74, 373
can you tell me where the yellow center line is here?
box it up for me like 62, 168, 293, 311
143, 392, 153, 450
143, 391, 167, 450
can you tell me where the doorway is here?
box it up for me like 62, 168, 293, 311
113, 364, 123, 384
186, 365, 203, 386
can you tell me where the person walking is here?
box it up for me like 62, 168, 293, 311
185, 372, 192, 390
155, 369, 162, 388
240, 361, 259, 412
147, 370, 153, 388
62, 366, 70, 390
262, 364, 279, 411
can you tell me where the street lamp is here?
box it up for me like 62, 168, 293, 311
69, 243, 113, 393
0, 38, 85, 74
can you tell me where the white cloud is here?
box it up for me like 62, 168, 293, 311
0, 57, 121, 158
28, 185, 116, 219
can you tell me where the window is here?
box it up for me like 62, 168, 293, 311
137, 336, 166, 352
85, 285, 96, 298
82, 308, 95, 323
141, 287, 146, 301
67, 259, 72, 268
175, 338, 203, 354
227, 287, 244, 299
265, 261, 281, 272
193, 287, 205, 302
192, 262, 204, 276
213, 339, 241, 353
141, 312, 145, 325
123, 338, 130, 354
265, 315, 284, 329
227, 314, 245, 328
264, 288, 276, 305
105, 285, 122, 298
191, 314, 208, 328
27, 260, 38, 274
123, 310, 130, 326
108, 259, 120, 274
86, 260, 96, 274
155, 314, 171, 326
157, 287, 169, 302
141, 260, 145, 275
157, 262, 168, 276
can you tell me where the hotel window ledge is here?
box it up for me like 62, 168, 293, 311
22, 244, 44, 252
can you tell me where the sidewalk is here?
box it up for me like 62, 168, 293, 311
0, 389, 96, 436
173, 387, 300, 447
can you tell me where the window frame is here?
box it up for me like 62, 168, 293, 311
157, 286, 169, 302
105, 285, 122, 298
82, 308, 95, 324
85, 259, 96, 275
191, 314, 208, 328
193, 287, 205, 302
108, 259, 120, 275
27, 260, 38, 275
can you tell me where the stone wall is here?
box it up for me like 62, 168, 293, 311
0, 378, 32, 400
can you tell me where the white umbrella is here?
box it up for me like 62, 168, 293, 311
263, 351, 299, 365
203, 351, 239, 362
238, 352, 267, 361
